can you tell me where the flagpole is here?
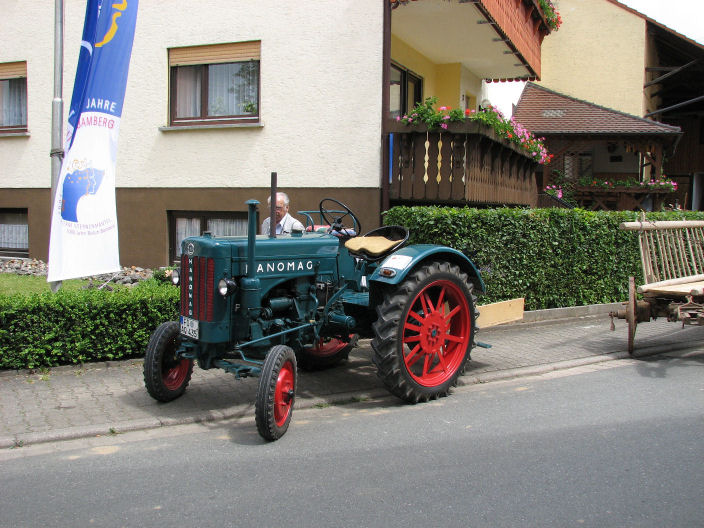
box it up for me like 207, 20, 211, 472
50, 0, 64, 292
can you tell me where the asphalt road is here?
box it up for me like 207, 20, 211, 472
1, 350, 703, 528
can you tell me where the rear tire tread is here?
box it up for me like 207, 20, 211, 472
371, 261, 477, 403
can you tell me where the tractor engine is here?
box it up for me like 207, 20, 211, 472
174, 201, 348, 368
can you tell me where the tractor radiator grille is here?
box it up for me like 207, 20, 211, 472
180, 254, 214, 322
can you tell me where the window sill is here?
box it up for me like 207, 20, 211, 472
159, 122, 263, 132
0, 130, 29, 137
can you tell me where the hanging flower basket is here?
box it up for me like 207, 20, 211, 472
391, 97, 553, 164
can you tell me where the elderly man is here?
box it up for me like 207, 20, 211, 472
261, 191, 304, 235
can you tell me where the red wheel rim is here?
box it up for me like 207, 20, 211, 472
162, 358, 190, 390
401, 279, 471, 387
308, 337, 349, 358
274, 360, 295, 426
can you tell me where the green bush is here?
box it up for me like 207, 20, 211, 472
384, 207, 704, 311
0, 279, 178, 369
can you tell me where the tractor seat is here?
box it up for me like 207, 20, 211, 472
344, 225, 409, 261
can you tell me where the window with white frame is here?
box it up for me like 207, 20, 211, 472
168, 211, 249, 263
169, 42, 260, 126
0, 62, 27, 132
0, 209, 29, 257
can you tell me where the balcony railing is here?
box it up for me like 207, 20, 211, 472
387, 121, 539, 206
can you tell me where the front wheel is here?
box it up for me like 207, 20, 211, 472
144, 321, 193, 402
256, 345, 297, 441
372, 261, 477, 403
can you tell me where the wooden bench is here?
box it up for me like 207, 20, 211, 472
611, 219, 704, 353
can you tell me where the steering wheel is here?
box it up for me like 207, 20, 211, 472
319, 198, 362, 235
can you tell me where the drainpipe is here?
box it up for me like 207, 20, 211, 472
49, 0, 64, 293
380, 0, 392, 217
51, 0, 64, 205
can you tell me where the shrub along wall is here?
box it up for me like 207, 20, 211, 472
0, 280, 178, 369
384, 207, 704, 311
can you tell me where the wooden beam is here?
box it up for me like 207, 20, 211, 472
645, 94, 704, 117
477, 298, 525, 327
644, 59, 698, 88
645, 66, 678, 72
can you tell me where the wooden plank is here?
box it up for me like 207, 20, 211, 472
638, 274, 704, 293
477, 298, 525, 327
438, 133, 453, 200
465, 137, 480, 202
411, 133, 427, 200
620, 220, 704, 231
399, 134, 416, 199
424, 132, 440, 200
389, 132, 402, 199
642, 280, 704, 297
450, 134, 466, 200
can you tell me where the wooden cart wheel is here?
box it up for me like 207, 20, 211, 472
626, 276, 637, 355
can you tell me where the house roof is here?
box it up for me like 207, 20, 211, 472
513, 82, 682, 137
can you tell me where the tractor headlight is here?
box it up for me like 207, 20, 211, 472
218, 278, 237, 297
171, 268, 180, 286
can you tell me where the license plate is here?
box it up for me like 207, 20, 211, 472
180, 316, 199, 339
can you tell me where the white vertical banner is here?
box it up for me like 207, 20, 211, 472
48, 0, 139, 282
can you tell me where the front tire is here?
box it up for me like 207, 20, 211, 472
256, 345, 297, 441
144, 321, 193, 402
372, 261, 477, 403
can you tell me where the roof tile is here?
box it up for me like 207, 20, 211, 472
513, 83, 681, 136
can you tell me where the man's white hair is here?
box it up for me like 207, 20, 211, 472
267, 192, 290, 206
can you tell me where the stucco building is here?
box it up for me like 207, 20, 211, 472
1, 0, 555, 267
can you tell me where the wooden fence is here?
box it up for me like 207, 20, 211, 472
387, 122, 538, 206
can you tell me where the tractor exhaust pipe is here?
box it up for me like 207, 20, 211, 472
269, 171, 277, 239
243, 198, 262, 315
245, 199, 258, 279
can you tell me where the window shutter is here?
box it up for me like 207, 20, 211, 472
169, 41, 260, 66
0, 62, 27, 79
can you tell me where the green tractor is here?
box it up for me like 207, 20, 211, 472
144, 198, 484, 441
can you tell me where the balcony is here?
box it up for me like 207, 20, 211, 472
387, 121, 539, 206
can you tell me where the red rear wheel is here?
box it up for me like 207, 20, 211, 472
402, 278, 471, 387
297, 335, 357, 370
372, 261, 476, 403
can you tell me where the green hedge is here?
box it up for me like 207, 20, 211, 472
384, 207, 704, 311
0, 279, 178, 369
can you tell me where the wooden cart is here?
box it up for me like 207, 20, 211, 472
610, 219, 704, 353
